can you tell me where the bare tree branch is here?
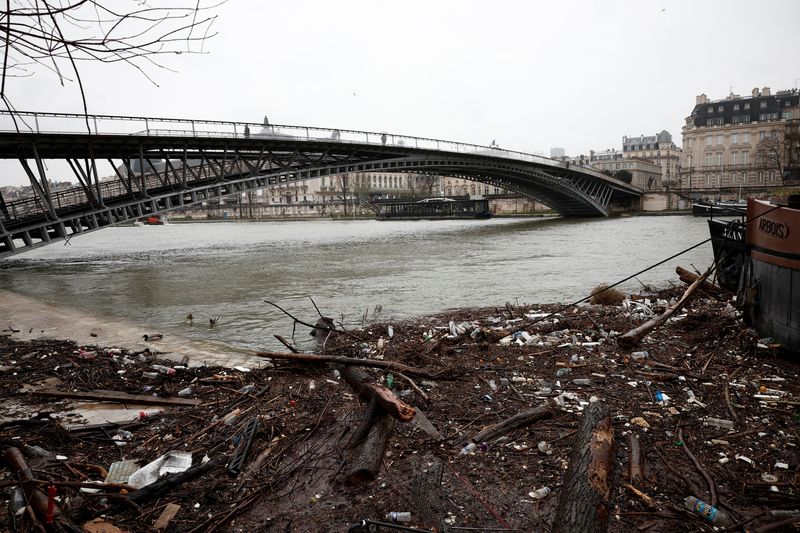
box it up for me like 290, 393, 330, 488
0, 0, 222, 127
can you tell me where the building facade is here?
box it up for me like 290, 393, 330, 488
622, 131, 681, 186
678, 87, 800, 193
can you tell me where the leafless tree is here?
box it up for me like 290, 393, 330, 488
753, 131, 786, 184
414, 173, 437, 196
334, 172, 351, 216
0, 1, 221, 124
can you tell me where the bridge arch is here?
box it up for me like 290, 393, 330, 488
0, 111, 642, 258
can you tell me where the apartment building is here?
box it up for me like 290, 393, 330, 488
622, 131, 681, 185
678, 87, 800, 192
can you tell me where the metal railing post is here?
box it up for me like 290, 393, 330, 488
145, 118, 149, 136
34, 113, 39, 133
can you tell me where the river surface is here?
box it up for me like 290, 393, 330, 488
0, 216, 713, 353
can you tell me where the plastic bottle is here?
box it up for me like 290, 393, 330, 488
530, 487, 551, 499
631, 351, 649, 360
222, 408, 241, 426
238, 384, 256, 394
138, 409, 163, 419
460, 442, 476, 455
152, 365, 176, 376
684, 496, 732, 526
385, 512, 411, 523
555, 368, 571, 378
177, 387, 192, 397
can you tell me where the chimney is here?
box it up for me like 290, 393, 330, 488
695, 94, 708, 105
762, 86, 771, 96
752, 87, 760, 97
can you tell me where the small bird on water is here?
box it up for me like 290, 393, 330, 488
142, 334, 163, 342
209, 317, 220, 328
186, 313, 193, 323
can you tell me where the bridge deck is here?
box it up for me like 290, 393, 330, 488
0, 111, 642, 258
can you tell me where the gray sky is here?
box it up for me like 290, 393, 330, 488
1, 0, 798, 186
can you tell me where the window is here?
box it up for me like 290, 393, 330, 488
705, 153, 713, 166
733, 104, 740, 111
716, 135, 724, 145
732, 133, 739, 144
785, 111, 794, 120
786, 100, 792, 107
687, 155, 693, 167
743, 132, 750, 143
716, 153, 723, 165
705, 136, 713, 146
744, 103, 750, 110
708, 106, 714, 113
759, 113, 767, 121
760, 101, 767, 109
732, 116, 741, 124
742, 152, 748, 164
731, 152, 737, 165
759, 131, 767, 141
718, 105, 724, 112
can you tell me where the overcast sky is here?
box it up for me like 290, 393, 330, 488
1, 0, 798, 186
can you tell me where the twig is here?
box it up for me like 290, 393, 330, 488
273, 335, 299, 353
724, 383, 738, 421
264, 299, 361, 341
678, 427, 718, 507
396, 372, 429, 402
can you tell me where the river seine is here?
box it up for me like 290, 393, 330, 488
0, 216, 713, 353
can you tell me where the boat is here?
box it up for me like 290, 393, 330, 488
710, 196, 800, 352
140, 215, 164, 225
692, 200, 747, 217
375, 198, 493, 220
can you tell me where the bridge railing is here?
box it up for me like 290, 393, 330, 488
0, 110, 574, 171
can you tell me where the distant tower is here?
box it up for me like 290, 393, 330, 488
550, 147, 566, 159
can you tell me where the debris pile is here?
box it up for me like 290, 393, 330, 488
1, 280, 798, 532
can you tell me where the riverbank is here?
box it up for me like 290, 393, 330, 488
1, 282, 797, 532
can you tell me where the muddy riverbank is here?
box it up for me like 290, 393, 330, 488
1, 281, 797, 532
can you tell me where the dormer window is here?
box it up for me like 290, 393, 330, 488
760, 101, 767, 109
708, 106, 714, 113
744, 103, 750, 110
718, 105, 724, 112
733, 104, 740, 111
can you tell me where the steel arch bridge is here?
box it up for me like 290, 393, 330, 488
0, 111, 642, 258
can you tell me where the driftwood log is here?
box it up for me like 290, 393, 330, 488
471, 402, 554, 444
552, 402, 615, 533
619, 267, 713, 348
344, 413, 396, 485
676, 266, 721, 293
255, 351, 437, 379
342, 366, 416, 422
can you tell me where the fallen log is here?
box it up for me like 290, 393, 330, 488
676, 266, 721, 293
30, 389, 201, 407
342, 366, 416, 422
552, 401, 615, 533
619, 267, 713, 348
5, 447, 81, 532
344, 413, 396, 485
471, 402, 554, 444
255, 350, 438, 379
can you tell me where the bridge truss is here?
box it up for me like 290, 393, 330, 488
0, 112, 642, 258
